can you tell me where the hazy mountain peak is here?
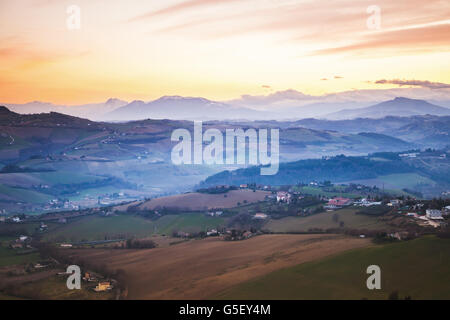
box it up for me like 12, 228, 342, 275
325, 97, 450, 120
105, 98, 127, 105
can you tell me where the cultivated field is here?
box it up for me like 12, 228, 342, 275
43, 213, 225, 242
137, 189, 270, 210
265, 208, 392, 233
217, 236, 450, 300
66, 234, 370, 299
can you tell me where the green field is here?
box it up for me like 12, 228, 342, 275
343, 173, 435, 190
216, 236, 450, 300
43, 213, 226, 242
0, 184, 53, 203
0, 247, 40, 267
30, 171, 104, 185
295, 186, 361, 199
0, 276, 114, 300
265, 208, 391, 233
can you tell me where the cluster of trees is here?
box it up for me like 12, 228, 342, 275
203, 154, 415, 187
125, 238, 156, 249
355, 205, 392, 217
196, 185, 238, 194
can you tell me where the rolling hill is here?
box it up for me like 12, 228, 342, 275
326, 97, 450, 120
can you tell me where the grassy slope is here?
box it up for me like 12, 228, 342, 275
342, 173, 435, 190
43, 213, 226, 242
0, 247, 40, 267
265, 208, 390, 232
216, 236, 450, 300
0, 184, 53, 203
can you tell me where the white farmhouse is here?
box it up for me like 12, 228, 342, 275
426, 209, 443, 220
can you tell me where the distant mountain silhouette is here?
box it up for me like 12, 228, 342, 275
325, 97, 450, 120
105, 96, 271, 121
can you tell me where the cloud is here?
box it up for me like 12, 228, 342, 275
313, 23, 450, 55
320, 78, 328, 81
334, 76, 343, 79
375, 79, 450, 89
129, 0, 240, 22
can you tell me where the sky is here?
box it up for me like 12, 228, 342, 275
0, 0, 449, 105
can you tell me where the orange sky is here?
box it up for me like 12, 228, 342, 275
0, 0, 449, 104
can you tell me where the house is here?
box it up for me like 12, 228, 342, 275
12, 217, 21, 223
206, 229, 218, 236
176, 231, 190, 238
215, 211, 223, 216
239, 184, 248, 189
426, 209, 443, 220
327, 197, 353, 207
253, 213, 268, 219
242, 231, 253, 238
406, 212, 419, 218
276, 191, 291, 203
388, 231, 409, 240
19, 235, 28, 242
388, 199, 402, 207
442, 206, 450, 216
354, 198, 380, 207
94, 282, 112, 292
60, 243, 72, 248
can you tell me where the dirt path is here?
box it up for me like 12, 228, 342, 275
68, 234, 371, 299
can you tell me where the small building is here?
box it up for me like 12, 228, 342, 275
426, 209, 443, 220
206, 229, 218, 236
19, 235, 28, 242
327, 197, 353, 207
406, 212, 419, 218
388, 199, 402, 207
442, 206, 450, 216
12, 217, 21, 223
242, 231, 253, 238
276, 191, 291, 203
253, 213, 268, 219
239, 184, 248, 189
60, 243, 73, 248
94, 282, 112, 292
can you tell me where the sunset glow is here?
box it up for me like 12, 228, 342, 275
1, 0, 449, 104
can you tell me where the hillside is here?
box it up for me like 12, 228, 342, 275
216, 236, 450, 300
326, 97, 450, 120
105, 96, 270, 121
201, 151, 450, 197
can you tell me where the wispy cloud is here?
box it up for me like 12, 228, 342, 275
375, 79, 450, 89
313, 23, 450, 55
129, 0, 241, 22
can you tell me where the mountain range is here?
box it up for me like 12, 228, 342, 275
325, 97, 450, 120
4, 97, 450, 122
